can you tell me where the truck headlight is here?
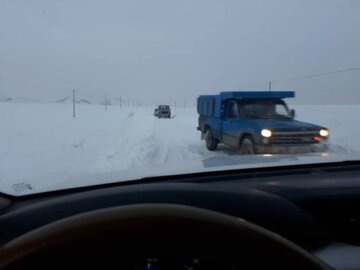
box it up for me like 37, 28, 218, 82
319, 129, 329, 137
261, 129, 272, 138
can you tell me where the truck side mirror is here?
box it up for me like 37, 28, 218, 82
290, 109, 295, 118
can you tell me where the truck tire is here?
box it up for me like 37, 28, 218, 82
205, 128, 218, 151
240, 136, 256, 155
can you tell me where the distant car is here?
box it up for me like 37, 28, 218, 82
154, 105, 171, 118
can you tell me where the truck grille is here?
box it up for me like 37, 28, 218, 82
272, 132, 319, 145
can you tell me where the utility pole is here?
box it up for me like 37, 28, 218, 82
73, 89, 76, 118
174, 101, 177, 108
269, 81, 272, 92
105, 93, 108, 111
119, 96, 122, 108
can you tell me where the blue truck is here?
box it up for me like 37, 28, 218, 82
197, 91, 329, 154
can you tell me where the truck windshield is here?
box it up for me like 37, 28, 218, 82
239, 100, 291, 119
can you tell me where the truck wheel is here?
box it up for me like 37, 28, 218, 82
205, 128, 218, 151
240, 136, 256, 155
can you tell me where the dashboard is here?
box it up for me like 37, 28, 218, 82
1, 161, 360, 269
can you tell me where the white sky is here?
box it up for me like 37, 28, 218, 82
1, 0, 360, 105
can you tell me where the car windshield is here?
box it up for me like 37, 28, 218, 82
240, 100, 291, 119
1, 0, 360, 196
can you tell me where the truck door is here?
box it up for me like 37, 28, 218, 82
222, 100, 241, 147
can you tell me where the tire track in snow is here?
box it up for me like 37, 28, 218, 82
123, 112, 222, 168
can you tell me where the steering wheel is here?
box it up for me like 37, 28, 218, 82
0, 204, 330, 269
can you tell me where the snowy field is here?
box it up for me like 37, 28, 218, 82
1, 102, 360, 195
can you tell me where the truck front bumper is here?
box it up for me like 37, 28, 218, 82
256, 143, 328, 154
158, 113, 170, 118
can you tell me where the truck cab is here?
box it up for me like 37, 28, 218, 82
197, 91, 329, 154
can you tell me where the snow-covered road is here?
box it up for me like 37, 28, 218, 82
1, 102, 360, 195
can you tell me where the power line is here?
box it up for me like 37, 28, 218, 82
239, 66, 360, 89
272, 67, 360, 83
